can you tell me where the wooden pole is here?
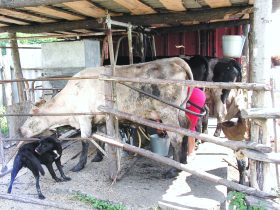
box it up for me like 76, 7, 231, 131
250, 0, 273, 192
92, 133, 276, 198
8, 32, 26, 103
127, 23, 133, 64
105, 15, 120, 180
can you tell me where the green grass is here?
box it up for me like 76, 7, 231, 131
0, 106, 8, 136
73, 192, 125, 210
227, 191, 266, 210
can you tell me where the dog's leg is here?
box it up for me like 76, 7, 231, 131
55, 159, 71, 181
45, 163, 62, 182
7, 156, 23, 194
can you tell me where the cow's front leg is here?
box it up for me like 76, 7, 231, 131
71, 117, 91, 172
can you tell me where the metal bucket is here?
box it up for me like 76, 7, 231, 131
150, 134, 170, 156
222, 35, 246, 58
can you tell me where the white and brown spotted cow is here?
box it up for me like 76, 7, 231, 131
20, 57, 193, 177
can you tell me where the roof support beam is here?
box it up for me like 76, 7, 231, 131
0, 6, 252, 33
155, 19, 250, 34
0, 0, 77, 8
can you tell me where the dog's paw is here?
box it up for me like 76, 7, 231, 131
38, 194, 46, 199
63, 176, 71, 181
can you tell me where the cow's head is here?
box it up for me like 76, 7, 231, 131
20, 106, 49, 138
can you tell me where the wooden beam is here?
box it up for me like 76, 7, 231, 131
182, 0, 202, 9
204, 0, 232, 8
241, 108, 280, 119
63, 0, 107, 18
0, 16, 29, 25
0, 8, 54, 23
24, 6, 84, 20
0, 0, 78, 8
250, 0, 273, 193
0, 6, 252, 33
113, 0, 156, 15
159, 0, 186, 11
156, 19, 250, 34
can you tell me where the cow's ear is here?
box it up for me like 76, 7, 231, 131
32, 107, 40, 114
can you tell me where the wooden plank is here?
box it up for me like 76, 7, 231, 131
182, 0, 202, 9
72, 29, 93, 33
249, 0, 255, 4
63, 0, 107, 18
0, 23, 8, 27
241, 108, 280, 119
113, 0, 156, 15
0, 0, 78, 8
204, 0, 232, 8
158, 0, 186, 11
24, 6, 84, 20
0, 16, 28, 25
0, 9, 53, 23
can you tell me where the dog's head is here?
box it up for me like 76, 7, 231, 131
35, 136, 59, 155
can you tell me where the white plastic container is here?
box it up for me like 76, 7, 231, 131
222, 35, 246, 58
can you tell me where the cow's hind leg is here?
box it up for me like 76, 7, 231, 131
71, 140, 89, 172
163, 132, 185, 179
71, 117, 92, 172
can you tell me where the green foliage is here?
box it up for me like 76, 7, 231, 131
228, 191, 247, 210
74, 192, 125, 210
227, 191, 266, 210
0, 33, 57, 55
0, 106, 8, 136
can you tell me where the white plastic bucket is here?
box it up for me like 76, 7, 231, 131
150, 134, 170, 157
222, 35, 246, 58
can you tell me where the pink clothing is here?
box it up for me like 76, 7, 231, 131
185, 88, 206, 131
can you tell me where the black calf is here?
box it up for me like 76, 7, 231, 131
7, 136, 71, 199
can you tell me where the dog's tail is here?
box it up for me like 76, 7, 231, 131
23, 151, 45, 176
8, 154, 22, 193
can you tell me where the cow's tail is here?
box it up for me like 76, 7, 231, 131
176, 57, 194, 106
23, 151, 45, 176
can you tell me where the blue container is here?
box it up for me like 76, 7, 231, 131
150, 134, 170, 157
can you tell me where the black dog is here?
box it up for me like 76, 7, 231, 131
7, 136, 71, 199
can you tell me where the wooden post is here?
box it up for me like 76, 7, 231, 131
8, 32, 25, 103
105, 15, 120, 180
127, 23, 133, 64
250, 0, 273, 192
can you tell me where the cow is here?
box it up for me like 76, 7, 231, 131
206, 58, 242, 137
20, 57, 193, 178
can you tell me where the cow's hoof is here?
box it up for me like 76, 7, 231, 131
214, 130, 221, 137
38, 194, 46, 200
163, 168, 179, 179
91, 153, 103, 162
63, 176, 71, 181
70, 164, 85, 172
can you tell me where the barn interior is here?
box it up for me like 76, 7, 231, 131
0, 1, 280, 210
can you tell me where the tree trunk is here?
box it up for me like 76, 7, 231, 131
8, 32, 26, 103
250, 0, 273, 192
